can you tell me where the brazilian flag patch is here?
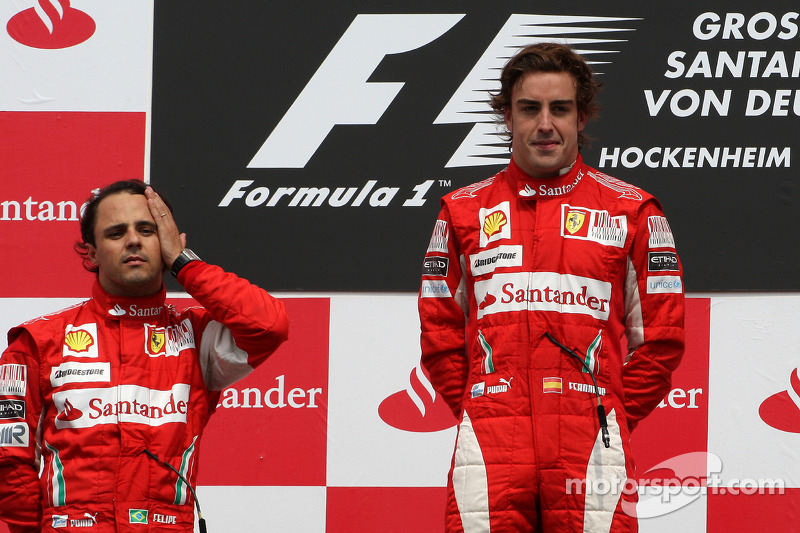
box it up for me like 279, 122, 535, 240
129, 509, 148, 524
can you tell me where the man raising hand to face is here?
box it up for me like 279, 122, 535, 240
0, 180, 289, 532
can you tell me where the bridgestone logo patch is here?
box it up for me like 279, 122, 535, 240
50, 362, 111, 387
470, 245, 523, 276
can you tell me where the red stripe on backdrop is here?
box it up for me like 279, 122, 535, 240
0, 111, 146, 298
326, 487, 448, 532
706, 488, 800, 532
197, 298, 330, 486
631, 298, 710, 476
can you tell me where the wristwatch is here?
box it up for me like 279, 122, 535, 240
170, 248, 201, 278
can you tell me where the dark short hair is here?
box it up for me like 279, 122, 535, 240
74, 180, 173, 273
490, 42, 602, 148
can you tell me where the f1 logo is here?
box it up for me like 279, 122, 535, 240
249, 14, 637, 170
248, 14, 465, 168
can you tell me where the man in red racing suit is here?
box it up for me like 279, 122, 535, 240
0, 181, 289, 532
418, 44, 685, 532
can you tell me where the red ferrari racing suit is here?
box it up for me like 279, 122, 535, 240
0, 261, 289, 532
419, 154, 685, 532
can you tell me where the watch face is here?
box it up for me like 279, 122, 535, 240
171, 250, 199, 277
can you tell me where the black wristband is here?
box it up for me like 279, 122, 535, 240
170, 248, 201, 278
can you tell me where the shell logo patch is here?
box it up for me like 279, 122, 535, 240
65, 330, 94, 353
478, 201, 512, 247
483, 211, 507, 238
63, 324, 99, 358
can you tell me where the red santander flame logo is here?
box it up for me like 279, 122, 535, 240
7, 0, 95, 49
56, 398, 83, 422
478, 293, 496, 310
379, 366, 456, 432
759, 367, 800, 433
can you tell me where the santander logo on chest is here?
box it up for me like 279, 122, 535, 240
108, 303, 163, 318
474, 272, 612, 320
53, 384, 191, 429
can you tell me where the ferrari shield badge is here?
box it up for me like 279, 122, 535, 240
565, 210, 586, 235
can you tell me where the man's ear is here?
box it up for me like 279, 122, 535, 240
578, 111, 587, 132
86, 243, 100, 267
504, 106, 513, 134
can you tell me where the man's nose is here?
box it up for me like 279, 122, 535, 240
538, 110, 554, 131
124, 228, 142, 247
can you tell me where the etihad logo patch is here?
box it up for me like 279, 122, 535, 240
53, 384, 190, 429
648, 216, 675, 248
422, 256, 449, 277
474, 272, 612, 320
470, 245, 523, 276
648, 251, 680, 272
144, 320, 196, 357
560, 204, 627, 248
0, 400, 25, 420
0, 364, 26, 396
427, 219, 449, 253
63, 324, 99, 358
543, 377, 562, 394
479, 201, 511, 247
50, 362, 111, 387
